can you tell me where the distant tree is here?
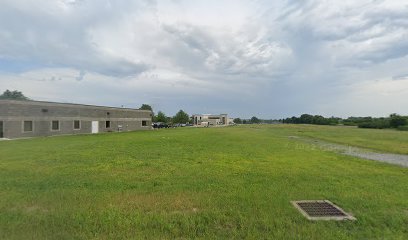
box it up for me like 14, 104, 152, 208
263, 119, 275, 124
250, 116, 261, 124
300, 114, 313, 124
0, 90, 29, 100
242, 119, 247, 124
328, 117, 341, 125
155, 111, 167, 123
312, 115, 327, 125
358, 118, 390, 129
343, 116, 373, 126
173, 110, 189, 124
389, 114, 407, 128
283, 114, 340, 125
233, 118, 242, 124
139, 104, 153, 111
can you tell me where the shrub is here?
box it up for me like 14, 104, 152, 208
397, 125, 408, 131
358, 119, 390, 129
343, 122, 357, 126
390, 114, 407, 128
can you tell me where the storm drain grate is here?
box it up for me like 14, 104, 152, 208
292, 200, 356, 221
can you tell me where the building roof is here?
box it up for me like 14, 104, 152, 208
0, 99, 152, 112
192, 113, 228, 116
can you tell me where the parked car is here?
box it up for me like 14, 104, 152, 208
152, 122, 169, 129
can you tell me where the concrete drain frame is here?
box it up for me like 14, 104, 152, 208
291, 200, 356, 221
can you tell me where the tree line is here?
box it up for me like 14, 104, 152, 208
281, 114, 341, 125
280, 113, 408, 130
0, 90, 30, 100
343, 114, 408, 130
232, 116, 280, 124
139, 104, 190, 124
231, 113, 408, 131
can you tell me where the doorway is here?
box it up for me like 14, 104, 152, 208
91, 121, 99, 134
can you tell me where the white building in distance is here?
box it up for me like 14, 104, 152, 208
192, 114, 229, 126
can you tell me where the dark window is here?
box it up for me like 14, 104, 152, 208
105, 121, 111, 128
0, 121, 4, 138
74, 120, 80, 130
23, 121, 33, 132
142, 121, 147, 126
51, 121, 60, 131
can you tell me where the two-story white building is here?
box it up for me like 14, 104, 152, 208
192, 114, 228, 126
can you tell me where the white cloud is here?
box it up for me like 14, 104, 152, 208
1, 0, 408, 118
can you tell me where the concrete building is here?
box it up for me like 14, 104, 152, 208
0, 100, 152, 139
192, 114, 228, 126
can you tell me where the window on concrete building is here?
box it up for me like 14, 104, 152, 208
105, 121, 111, 128
51, 120, 60, 131
0, 121, 3, 138
74, 120, 81, 130
23, 121, 33, 132
142, 121, 147, 126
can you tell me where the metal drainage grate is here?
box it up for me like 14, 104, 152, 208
292, 200, 356, 221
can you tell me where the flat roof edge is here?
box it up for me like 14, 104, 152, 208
0, 99, 152, 112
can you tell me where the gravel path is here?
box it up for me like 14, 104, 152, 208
288, 136, 408, 168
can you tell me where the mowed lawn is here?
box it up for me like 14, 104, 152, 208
0, 125, 407, 239
270, 124, 408, 154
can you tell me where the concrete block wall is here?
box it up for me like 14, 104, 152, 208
0, 100, 152, 139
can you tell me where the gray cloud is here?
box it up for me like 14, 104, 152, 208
392, 74, 408, 81
1, 0, 408, 118
0, 0, 152, 77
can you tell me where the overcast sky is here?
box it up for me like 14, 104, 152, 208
1, 0, 408, 118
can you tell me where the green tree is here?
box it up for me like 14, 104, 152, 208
300, 114, 313, 124
0, 90, 29, 100
173, 110, 189, 124
139, 104, 153, 111
233, 118, 242, 124
389, 114, 407, 128
312, 115, 328, 125
155, 111, 167, 123
250, 116, 260, 124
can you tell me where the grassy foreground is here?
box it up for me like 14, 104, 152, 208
0, 125, 407, 239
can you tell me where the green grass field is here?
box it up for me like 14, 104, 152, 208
1, 125, 407, 239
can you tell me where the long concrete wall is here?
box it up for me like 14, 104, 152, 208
0, 100, 152, 139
